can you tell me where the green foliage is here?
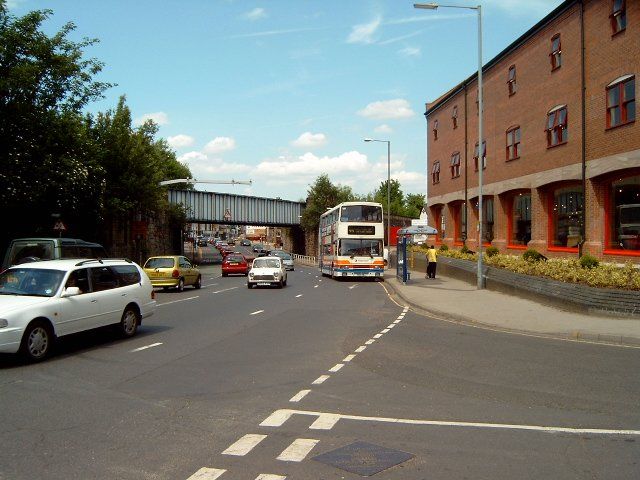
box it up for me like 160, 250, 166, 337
300, 174, 355, 232
523, 249, 545, 263
460, 244, 470, 254
485, 246, 500, 257
579, 254, 599, 269
438, 244, 449, 251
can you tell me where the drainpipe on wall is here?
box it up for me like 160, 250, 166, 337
463, 82, 469, 246
579, 0, 587, 258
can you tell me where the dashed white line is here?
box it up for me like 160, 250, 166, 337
312, 375, 330, 385
290, 390, 311, 402
212, 287, 239, 294
295, 294, 303, 298
276, 438, 319, 462
381, 328, 390, 333
186, 467, 226, 480
313, 285, 319, 288
387, 324, 396, 329
310, 413, 341, 430
365, 339, 375, 345
250, 310, 264, 315
130, 342, 163, 352
255, 475, 286, 480
158, 296, 199, 306
373, 333, 383, 339
328, 363, 344, 373
348, 284, 358, 290
342, 354, 356, 362
222, 434, 267, 456
355, 346, 367, 353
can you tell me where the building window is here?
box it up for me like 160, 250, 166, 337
550, 34, 561, 70
452, 105, 458, 129
551, 187, 583, 248
546, 105, 568, 147
510, 193, 531, 246
607, 75, 635, 128
507, 65, 517, 96
608, 175, 640, 252
611, 0, 626, 35
431, 161, 440, 184
506, 126, 521, 161
473, 141, 486, 171
450, 152, 461, 178
433, 119, 438, 140
474, 197, 494, 244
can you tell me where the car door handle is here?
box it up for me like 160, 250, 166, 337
91, 299, 98, 303
121, 293, 127, 297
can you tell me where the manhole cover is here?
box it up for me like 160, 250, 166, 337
312, 441, 414, 476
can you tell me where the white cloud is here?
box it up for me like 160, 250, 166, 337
399, 46, 420, 57
167, 134, 195, 149
347, 17, 381, 44
245, 7, 267, 21
178, 151, 208, 164
358, 99, 415, 120
134, 111, 169, 126
374, 124, 393, 134
204, 137, 236, 154
291, 132, 327, 149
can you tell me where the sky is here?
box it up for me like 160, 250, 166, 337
9, 0, 564, 203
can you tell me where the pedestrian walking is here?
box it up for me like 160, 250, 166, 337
426, 245, 438, 279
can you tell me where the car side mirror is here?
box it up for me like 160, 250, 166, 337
62, 286, 81, 297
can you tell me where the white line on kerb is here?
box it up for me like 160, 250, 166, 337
290, 390, 311, 402
251, 310, 264, 315
130, 342, 163, 352
329, 363, 344, 373
277, 438, 319, 462
222, 434, 267, 456
157, 296, 199, 306
312, 375, 330, 385
186, 467, 226, 480
343, 354, 356, 362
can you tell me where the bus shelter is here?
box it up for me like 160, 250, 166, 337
396, 225, 438, 284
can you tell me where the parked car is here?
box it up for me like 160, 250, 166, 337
221, 254, 249, 276
2, 238, 107, 271
197, 237, 209, 247
0, 258, 156, 361
247, 256, 287, 289
241, 239, 251, 246
143, 256, 201, 291
269, 250, 294, 271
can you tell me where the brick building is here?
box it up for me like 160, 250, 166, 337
425, 0, 639, 263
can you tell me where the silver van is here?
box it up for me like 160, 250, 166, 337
1, 238, 107, 271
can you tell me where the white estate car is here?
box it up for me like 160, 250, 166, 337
0, 258, 156, 361
247, 256, 287, 289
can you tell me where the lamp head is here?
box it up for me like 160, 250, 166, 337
414, 3, 439, 9
364, 138, 373, 142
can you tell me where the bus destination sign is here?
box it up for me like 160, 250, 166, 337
348, 225, 376, 235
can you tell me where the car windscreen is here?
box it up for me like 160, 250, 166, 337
7, 240, 54, 267
144, 258, 175, 269
253, 258, 279, 269
227, 255, 245, 263
0, 268, 65, 297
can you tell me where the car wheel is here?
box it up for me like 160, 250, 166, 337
194, 275, 202, 289
247, 282, 252, 289
278, 279, 283, 289
120, 306, 140, 338
176, 278, 184, 292
20, 320, 53, 362
283, 277, 287, 287
222, 272, 227, 277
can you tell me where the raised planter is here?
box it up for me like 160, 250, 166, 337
438, 256, 640, 318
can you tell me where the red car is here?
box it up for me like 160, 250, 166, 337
221, 254, 249, 276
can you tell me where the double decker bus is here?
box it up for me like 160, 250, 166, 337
318, 202, 385, 279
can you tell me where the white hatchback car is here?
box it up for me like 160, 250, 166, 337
247, 256, 287, 289
0, 258, 156, 361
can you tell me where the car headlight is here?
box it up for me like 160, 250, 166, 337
249, 272, 254, 277
0, 319, 8, 328
273, 271, 279, 277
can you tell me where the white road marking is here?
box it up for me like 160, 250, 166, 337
212, 287, 239, 294
355, 346, 366, 353
290, 390, 311, 402
314, 285, 319, 288
393, 319, 402, 324
295, 294, 303, 298
250, 310, 264, 315
365, 339, 375, 345
328, 363, 344, 373
310, 413, 341, 430
348, 284, 358, 290
373, 333, 383, 339
186, 467, 226, 479
403, 307, 409, 312
343, 354, 356, 362
158, 296, 199, 306
261, 410, 294, 427
312, 375, 330, 385
130, 342, 163, 352
222, 434, 267, 456
387, 324, 396, 329
263, 408, 640, 436
255, 475, 286, 480
276, 438, 319, 462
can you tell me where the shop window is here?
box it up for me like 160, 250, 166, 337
507, 65, 517, 96
432, 161, 440, 184
452, 105, 458, 129
474, 197, 494, 244
506, 126, 521, 161
550, 34, 561, 70
607, 75, 635, 128
611, 0, 626, 35
434, 207, 445, 241
546, 105, 568, 147
551, 187, 583, 248
608, 175, 640, 252
473, 141, 486, 171
433, 119, 439, 140
510, 193, 531, 246
450, 152, 461, 178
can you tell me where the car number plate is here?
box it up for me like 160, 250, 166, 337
257, 282, 271, 286
229, 262, 238, 265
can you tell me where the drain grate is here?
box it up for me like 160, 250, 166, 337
312, 441, 414, 476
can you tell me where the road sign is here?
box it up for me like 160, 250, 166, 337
223, 209, 232, 221
53, 220, 66, 231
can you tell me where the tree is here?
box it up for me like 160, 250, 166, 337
373, 179, 404, 216
404, 193, 426, 218
300, 174, 355, 232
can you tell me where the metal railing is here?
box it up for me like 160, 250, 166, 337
293, 254, 317, 266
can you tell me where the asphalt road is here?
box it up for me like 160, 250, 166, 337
1, 261, 639, 480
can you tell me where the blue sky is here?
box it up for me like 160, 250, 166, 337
9, 0, 563, 202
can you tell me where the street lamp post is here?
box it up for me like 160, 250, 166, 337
414, 2, 484, 289
364, 138, 391, 249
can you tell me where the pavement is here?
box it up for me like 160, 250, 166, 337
383, 267, 640, 347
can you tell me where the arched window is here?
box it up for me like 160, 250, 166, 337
546, 105, 568, 147
607, 75, 635, 128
